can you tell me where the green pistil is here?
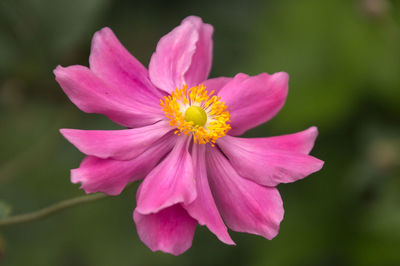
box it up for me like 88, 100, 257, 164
184, 106, 207, 127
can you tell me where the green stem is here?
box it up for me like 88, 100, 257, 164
0, 193, 109, 227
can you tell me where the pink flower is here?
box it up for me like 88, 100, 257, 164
55, 16, 324, 255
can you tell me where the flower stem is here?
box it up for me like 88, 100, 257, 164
0, 193, 109, 227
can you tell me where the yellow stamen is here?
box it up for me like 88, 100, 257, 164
160, 84, 231, 145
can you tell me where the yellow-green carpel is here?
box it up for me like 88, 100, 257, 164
184, 106, 207, 127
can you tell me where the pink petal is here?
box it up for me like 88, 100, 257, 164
54, 65, 163, 128
206, 147, 284, 240
217, 131, 324, 187
203, 77, 232, 95
149, 16, 213, 94
89, 27, 165, 103
183, 144, 235, 245
133, 204, 197, 255
218, 72, 289, 136
71, 132, 177, 195
60, 120, 171, 160
230, 126, 318, 154
182, 16, 213, 88
136, 136, 196, 214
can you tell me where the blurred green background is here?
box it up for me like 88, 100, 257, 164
1, 0, 400, 265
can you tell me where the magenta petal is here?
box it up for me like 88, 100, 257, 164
54, 65, 163, 128
133, 204, 197, 255
136, 136, 196, 214
182, 16, 213, 88
207, 147, 284, 240
203, 77, 232, 95
89, 27, 164, 103
217, 131, 324, 187
184, 144, 235, 245
60, 120, 171, 160
230, 126, 318, 154
71, 132, 177, 195
218, 72, 289, 136
149, 16, 213, 93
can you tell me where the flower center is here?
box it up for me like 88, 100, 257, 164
160, 84, 231, 145
184, 106, 207, 127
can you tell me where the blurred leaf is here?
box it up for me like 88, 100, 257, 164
248, 0, 400, 131
0, 0, 111, 86
0, 234, 5, 263
0, 201, 12, 219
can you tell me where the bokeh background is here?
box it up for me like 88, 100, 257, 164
1, 0, 400, 265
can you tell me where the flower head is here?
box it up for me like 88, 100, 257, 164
55, 16, 324, 255
161, 84, 231, 144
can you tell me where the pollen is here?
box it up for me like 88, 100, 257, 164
160, 84, 231, 145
